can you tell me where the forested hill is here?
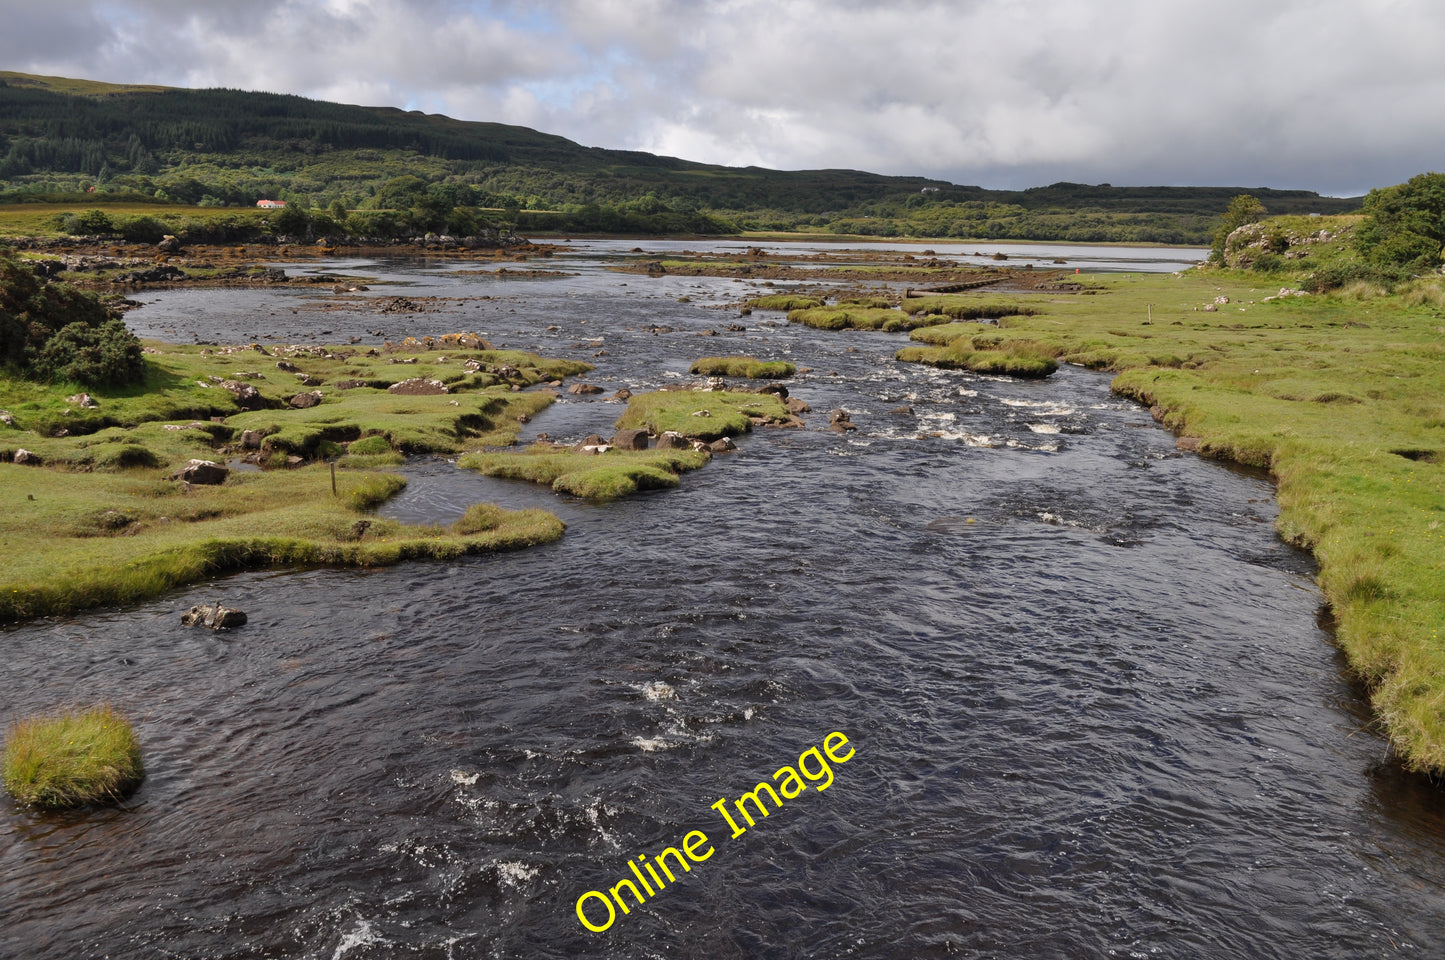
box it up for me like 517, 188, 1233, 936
0, 71, 1361, 241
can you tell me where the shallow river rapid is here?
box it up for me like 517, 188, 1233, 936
4, 241, 1445, 959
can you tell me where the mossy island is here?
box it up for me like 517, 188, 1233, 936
2, 705, 143, 809
689, 356, 796, 379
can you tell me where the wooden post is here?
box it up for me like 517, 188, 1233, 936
331, 462, 337, 496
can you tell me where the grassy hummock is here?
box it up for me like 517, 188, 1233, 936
3, 705, 143, 809
689, 356, 797, 379
787, 305, 946, 332
748, 294, 824, 311
460, 447, 711, 499
898, 296, 1041, 321
614, 389, 791, 442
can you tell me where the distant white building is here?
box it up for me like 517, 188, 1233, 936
256, 199, 287, 208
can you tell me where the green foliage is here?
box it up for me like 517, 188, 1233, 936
0, 249, 147, 386
1210, 194, 1267, 262
3, 704, 143, 808
34, 319, 146, 386
1356, 172, 1445, 271
61, 207, 114, 234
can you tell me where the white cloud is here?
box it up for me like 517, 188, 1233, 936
2, 0, 1443, 194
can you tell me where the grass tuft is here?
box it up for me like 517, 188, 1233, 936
3, 705, 143, 809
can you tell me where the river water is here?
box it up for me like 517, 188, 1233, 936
3, 242, 1444, 959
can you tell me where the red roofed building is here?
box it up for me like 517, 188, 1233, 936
256, 199, 287, 208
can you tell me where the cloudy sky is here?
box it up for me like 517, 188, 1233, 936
2, 0, 1439, 197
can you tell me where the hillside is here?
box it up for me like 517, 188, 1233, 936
0, 71, 1361, 241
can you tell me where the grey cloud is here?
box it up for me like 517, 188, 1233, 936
1, 0, 1441, 194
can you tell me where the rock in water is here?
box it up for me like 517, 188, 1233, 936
181, 603, 247, 629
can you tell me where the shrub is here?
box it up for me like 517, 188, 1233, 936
33, 319, 146, 387
2, 704, 144, 809
1355, 172, 1445, 271
62, 208, 115, 235
1, 250, 148, 387
115, 215, 169, 244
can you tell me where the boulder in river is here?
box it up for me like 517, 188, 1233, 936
181, 603, 247, 630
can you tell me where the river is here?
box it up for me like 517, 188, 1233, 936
3, 241, 1444, 959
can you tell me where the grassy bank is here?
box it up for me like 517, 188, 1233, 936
890, 269, 1444, 771
0, 339, 586, 621
3, 705, 143, 809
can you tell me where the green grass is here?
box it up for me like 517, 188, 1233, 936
460, 447, 711, 499
3, 704, 143, 809
903, 264, 1445, 771
0, 201, 251, 238
748, 294, 823, 311
689, 356, 797, 379
0, 462, 565, 622
0, 342, 588, 461
613, 389, 791, 442
0, 339, 590, 622
896, 341, 1060, 378
787, 305, 945, 332
899, 296, 1042, 320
